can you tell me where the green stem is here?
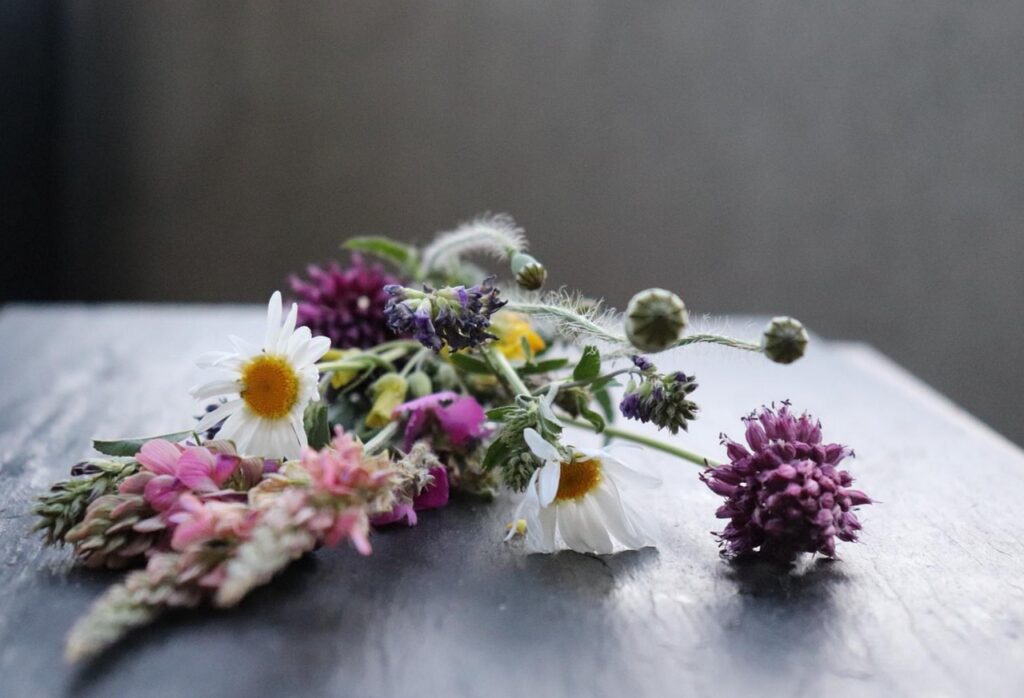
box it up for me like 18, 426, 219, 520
564, 418, 716, 468
363, 422, 400, 455
399, 348, 430, 377
670, 334, 762, 353
535, 367, 637, 394
483, 345, 531, 396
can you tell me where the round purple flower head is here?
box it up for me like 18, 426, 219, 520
289, 254, 403, 349
701, 403, 871, 561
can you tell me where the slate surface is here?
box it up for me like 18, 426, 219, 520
1, 305, 1022, 697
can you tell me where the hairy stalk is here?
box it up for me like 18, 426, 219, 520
363, 421, 401, 455
563, 418, 717, 468
504, 300, 625, 346
421, 214, 526, 273
671, 334, 762, 353
483, 345, 531, 397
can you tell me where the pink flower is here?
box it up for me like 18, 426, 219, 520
393, 391, 487, 451
371, 466, 450, 527
166, 494, 255, 551
300, 430, 392, 498
131, 439, 240, 512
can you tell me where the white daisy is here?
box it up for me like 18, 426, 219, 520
505, 428, 660, 554
192, 291, 331, 459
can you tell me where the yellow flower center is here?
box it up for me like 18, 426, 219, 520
240, 354, 300, 419
555, 458, 602, 502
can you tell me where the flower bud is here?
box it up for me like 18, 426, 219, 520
366, 373, 408, 428
624, 288, 688, 352
511, 252, 547, 291
433, 362, 459, 391
406, 370, 433, 398
762, 316, 808, 364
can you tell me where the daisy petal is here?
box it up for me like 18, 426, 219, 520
537, 460, 561, 507
524, 428, 559, 462
195, 399, 242, 432
190, 379, 241, 400
264, 292, 283, 352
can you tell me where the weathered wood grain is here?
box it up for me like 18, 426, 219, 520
1, 305, 1022, 697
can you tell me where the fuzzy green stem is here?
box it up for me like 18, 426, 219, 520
503, 301, 624, 345
535, 367, 637, 394
564, 418, 716, 468
483, 345, 532, 396
670, 334, 762, 353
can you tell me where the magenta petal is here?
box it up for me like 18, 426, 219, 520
212, 454, 241, 486
436, 397, 486, 445
144, 475, 181, 511
414, 467, 450, 511
394, 391, 459, 416
136, 439, 183, 476
177, 446, 219, 491
371, 503, 418, 527
402, 409, 430, 451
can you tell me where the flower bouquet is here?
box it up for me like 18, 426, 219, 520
33, 214, 871, 661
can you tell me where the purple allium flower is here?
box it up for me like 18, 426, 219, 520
702, 403, 872, 561
384, 277, 507, 352
619, 370, 699, 434
288, 255, 403, 349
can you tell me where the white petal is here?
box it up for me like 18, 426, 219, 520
537, 460, 562, 507
526, 502, 558, 553
290, 334, 331, 367
229, 334, 259, 356
601, 455, 662, 489
196, 351, 242, 369
277, 302, 299, 353
590, 482, 646, 549
524, 428, 559, 462
264, 292, 283, 352
215, 408, 250, 445
195, 398, 243, 431
557, 503, 591, 553
578, 497, 615, 554
190, 379, 241, 400
538, 385, 564, 427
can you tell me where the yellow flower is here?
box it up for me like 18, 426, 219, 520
366, 374, 408, 428
321, 349, 363, 389
491, 312, 545, 361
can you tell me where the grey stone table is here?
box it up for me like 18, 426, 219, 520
1, 305, 1022, 698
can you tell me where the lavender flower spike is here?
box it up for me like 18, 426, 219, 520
384, 277, 507, 352
701, 403, 871, 562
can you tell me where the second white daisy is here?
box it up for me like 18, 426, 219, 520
506, 428, 660, 554
192, 291, 331, 459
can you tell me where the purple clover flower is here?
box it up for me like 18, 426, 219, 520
702, 403, 872, 561
384, 277, 506, 352
288, 255, 403, 349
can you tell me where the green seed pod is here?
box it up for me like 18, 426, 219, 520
762, 316, 809, 364
406, 370, 433, 398
624, 288, 688, 352
433, 362, 459, 391
511, 252, 547, 291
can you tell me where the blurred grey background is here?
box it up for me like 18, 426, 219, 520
3, 1, 1023, 445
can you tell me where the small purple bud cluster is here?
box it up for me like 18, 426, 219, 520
702, 403, 871, 561
619, 357, 698, 434
384, 277, 507, 352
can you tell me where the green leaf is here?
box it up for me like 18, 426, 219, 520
448, 352, 493, 375
517, 358, 570, 376
482, 438, 513, 471
486, 406, 519, 421
573, 345, 601, 381
520, 336, 535, 362
594, 387, 616, 423
304, 402, 331, 450
342, 236, 417, 270
92, 430, 196, 457
578, 402, 606, 433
